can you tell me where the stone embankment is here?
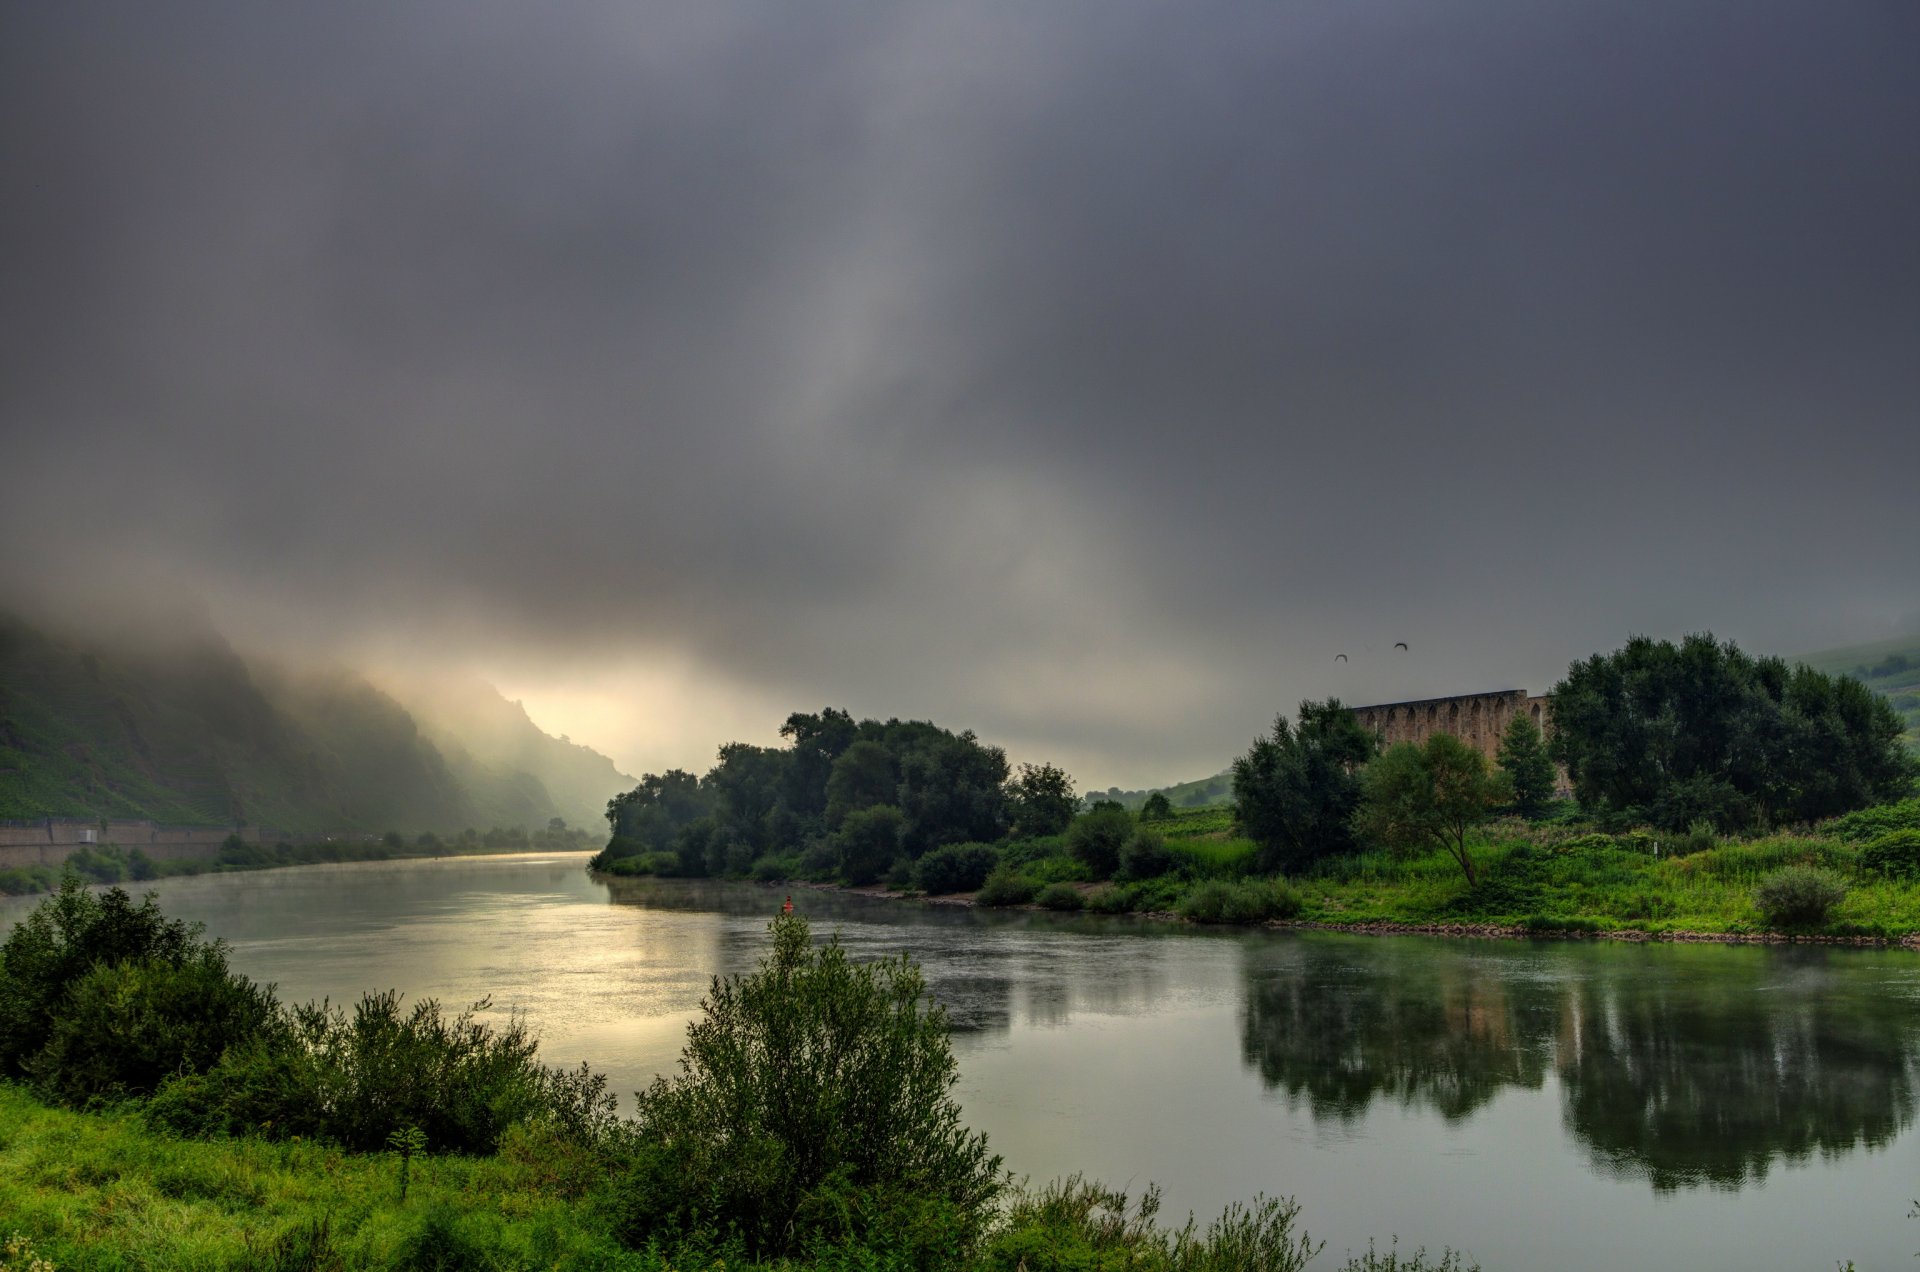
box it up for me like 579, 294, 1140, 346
0, 818, 291, 871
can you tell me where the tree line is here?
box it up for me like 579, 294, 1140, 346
1233, 633, 1915, 887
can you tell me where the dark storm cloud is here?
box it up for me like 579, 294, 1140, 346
3, 1, 1917, 783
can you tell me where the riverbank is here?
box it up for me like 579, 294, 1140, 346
720, 799, 1920, 945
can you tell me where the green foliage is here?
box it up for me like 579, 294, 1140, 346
1496, 714, 1556, 818
0, 882, 216, 1080
1549, 634, 1916, 831
28, 956, 278, 1106
1824, 798, 1920, 842
982, 1176, 1320, 1272
387, 1125, 428, 1203
975, 867, 1041, 908
1860, 830, 1920, 879
826, 740, 899, 828
836, 804, 906, 886
1140, 792, 1173, 820
1034, 883, 1086, 912
1754, 867, 1848, 930
148, 992, 613, 1155
1008, 762, 1079, 838
914, 842, 1001, 895
1338, 1240, 1481, 1271
1232, 699, 1378, 873
607, 914, 1002, 1261
1066, 807, 1133, 880
603, 850, 683, 877
1177, 879, 1302, 925
1355, 736, 1508, 886
1118, 829, 1175, 881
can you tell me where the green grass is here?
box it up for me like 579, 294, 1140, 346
0, 1083, 635, 1271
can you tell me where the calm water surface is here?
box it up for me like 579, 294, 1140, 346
7, 852, 1920, 1270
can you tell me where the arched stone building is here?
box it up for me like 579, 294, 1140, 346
1349, 689, 1552, 763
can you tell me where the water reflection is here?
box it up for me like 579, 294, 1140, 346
1240, 937, 1920, 1190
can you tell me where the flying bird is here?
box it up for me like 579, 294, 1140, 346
1335, 654, 1348, 662
1394, 642, 1409, 651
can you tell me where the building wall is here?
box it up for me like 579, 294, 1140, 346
1350, 689, 1553, 763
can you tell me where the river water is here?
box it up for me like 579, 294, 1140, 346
6, 851, 1919, 1269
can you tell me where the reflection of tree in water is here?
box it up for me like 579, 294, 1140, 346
1240, 939, 1920, 1191
1241, 938, 1556, 1121
1558, 947, 1920, 1191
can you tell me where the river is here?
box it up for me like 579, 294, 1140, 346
5, 851, 1918, 1269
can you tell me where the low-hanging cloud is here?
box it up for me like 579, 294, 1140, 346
4, 0, 1917, 786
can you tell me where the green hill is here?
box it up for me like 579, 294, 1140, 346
1089, 769, 1234, 812
0, 613, 630, 834
1799, 634, 1920, 748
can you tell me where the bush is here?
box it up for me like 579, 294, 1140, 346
1860, 829, 1920, 879
1178, 879, 1302, 925
0, 883, 219, 1079
1118, 830, 1175, 882
29, 955, 279, 1105
604, 851, 680, 877
1066, 808, 1133, 880
982, 1176, 1320, 1272
750, 853, 802, 882
1828, 797, 1920, 842
1086, 885, 1136, 914
1034, 883, 1085, 912
1755, 867, 1847, 930
148, 991, 613, 1154
975, 866, 1041, 908
915, 842, 1001, 895
605, 914, 1002, 1261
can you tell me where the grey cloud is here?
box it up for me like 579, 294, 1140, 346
3, 0, 1916, 785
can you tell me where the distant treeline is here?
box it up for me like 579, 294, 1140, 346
595, 710, 1084, 885
0, 820, 599, 896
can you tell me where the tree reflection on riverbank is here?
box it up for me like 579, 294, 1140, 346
1240, 936, 1920, 1190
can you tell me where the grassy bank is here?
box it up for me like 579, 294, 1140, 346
834, 802, 1920, 941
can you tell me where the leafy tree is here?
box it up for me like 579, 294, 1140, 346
706, 742, 790, 851
1066, 806, 1132, 879
1007, 762, 1078, 837
610, 914, 1002, 1260
1550, 634, 1915, 830
779, 708, 859, 821
1232, 699, 1379, 873
1355, 736, 1509, 886
604, 769, 714, 858
1496, 715, 1556, 818
1140, 791, 1173, 820
836, 804, 905, 885
892, 728, 1010, 853
825, 740, 898, 828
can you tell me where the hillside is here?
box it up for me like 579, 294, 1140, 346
1088, 769, 1234, 811
0, 613, 630, 834
1800, 634, 1920, 747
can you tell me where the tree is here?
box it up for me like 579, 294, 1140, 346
825, 740, 898, 828
1006, 761, 1078, 838
611, 914, 1002, 1259
1496, 715, 1556, 818
1355, 736, 1509, 886
1550, 634, 1915, 830
1065, 805, 1132, 879
836, 804, 905, 885
1140, 791, 1173, 820
1231, 699, 1379, 873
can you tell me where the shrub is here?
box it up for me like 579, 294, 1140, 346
29, 955, 279, 1105
1034, 883, 1085, 912
1755, 867, 1848, 930
982, 1176, 1320, 1272
915, 842, 1001, 895
1118, 830, 1175, 882
885, 855, 917, 889
1086, 885, 1136, 914
1066, 808, 1133, 880
975, 866, 1041, 908
1825, 797, 1920, 842
1178, 879, 1302, 925
1678, 819, 1718, 856
1860, 829, 1920, 879
0, 883, 218, 1079
604, 851, 680, 877
605, 914, 1002, 1261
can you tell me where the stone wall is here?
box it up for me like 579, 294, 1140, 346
1350, 689, 1553, 762
0, 818, 281, 871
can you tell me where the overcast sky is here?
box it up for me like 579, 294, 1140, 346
4, 1, 1916, 788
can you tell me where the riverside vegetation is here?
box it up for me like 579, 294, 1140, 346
0, 884, 1475, 1271
591, 635, 1920, 938
0, 821, 600, 898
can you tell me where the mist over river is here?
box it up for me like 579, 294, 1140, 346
7, 852, 1920, 1269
